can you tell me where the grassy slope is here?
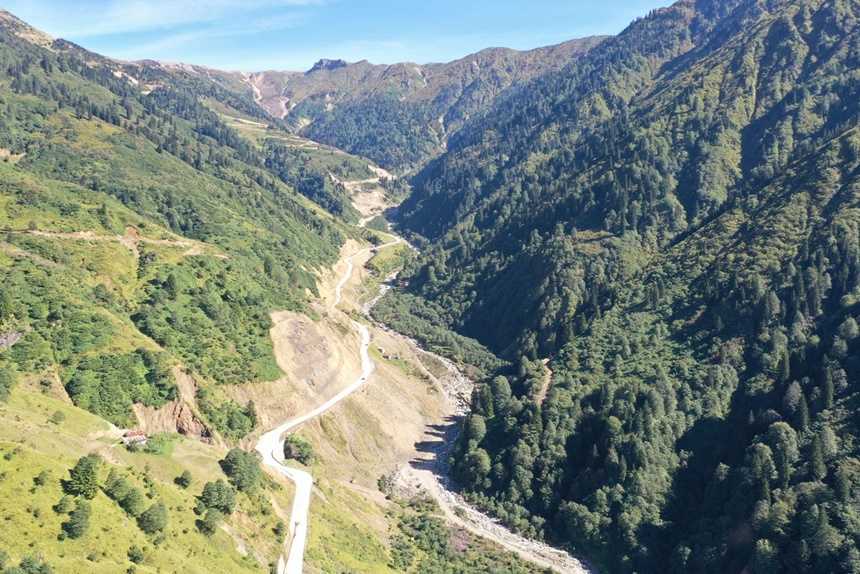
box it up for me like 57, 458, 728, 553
0, 384, 294, 573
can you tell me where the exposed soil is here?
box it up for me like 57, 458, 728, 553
132, 367, 211, 441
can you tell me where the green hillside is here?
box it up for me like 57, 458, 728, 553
0, 7, 356, 404
0, 7, 571, 573
0, 8, 381, 571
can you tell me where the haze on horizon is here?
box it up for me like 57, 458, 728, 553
3, 0, 670, 71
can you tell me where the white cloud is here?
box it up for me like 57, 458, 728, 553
5, 0, 323, 38
107, 12, 310, 62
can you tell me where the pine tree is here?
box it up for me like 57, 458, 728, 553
62, 499, 92, 539
137, 500, 168, 534
200, 480, 236, 514
66, 454, 101, 499
796, 395, 810, 431
836, 464, 852, 503
222, 449, 262, 492
810, 434, 826, 481
822, 364, 835, 409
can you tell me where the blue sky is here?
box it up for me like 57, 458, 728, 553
5, 0, 671, 71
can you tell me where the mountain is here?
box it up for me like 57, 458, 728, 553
0, 7, 371, 570
0, 8, 562, 574
160, 37, 605, 172
378, 0, 860, 572
5, 1, 860, 573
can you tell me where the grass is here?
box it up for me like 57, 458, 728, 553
368, 345, 432, 388
305, 476, 394, 573
365, 243, 410, 278
0, 442, 259, 573
0, 386, 294, 573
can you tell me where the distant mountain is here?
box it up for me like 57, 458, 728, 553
151, 37, 605, 171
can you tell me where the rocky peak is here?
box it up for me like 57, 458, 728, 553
307, 58, 350, 74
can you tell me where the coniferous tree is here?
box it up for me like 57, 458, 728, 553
66, 454, 101, 499
61, 499, 91, 539
137, 500, 168, 534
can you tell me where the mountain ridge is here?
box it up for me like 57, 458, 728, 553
139, 34, 606, 171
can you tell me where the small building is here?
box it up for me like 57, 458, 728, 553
122, 430, 148, 445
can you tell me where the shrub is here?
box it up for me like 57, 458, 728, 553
175, 470, 192, 489
197, 508, 222, 536
127, 545, 144, 564
284, 435, 315, 465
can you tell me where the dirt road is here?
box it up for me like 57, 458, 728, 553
254, 227, 399, 574
255, 183, 590, 574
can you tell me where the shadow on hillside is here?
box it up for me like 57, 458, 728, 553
408, 415, 463, 476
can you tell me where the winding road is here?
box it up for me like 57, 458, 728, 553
255, 207, 588, 573
254, 229, 400, 574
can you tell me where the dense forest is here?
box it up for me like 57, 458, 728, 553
378, 0, 860, 572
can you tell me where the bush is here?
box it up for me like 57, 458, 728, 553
33, 470, 50, 487
284, 435, 315, 465
15, 555, 53, 574
127, 545, 144, 564
175, 469, 192, 489
273, 520, 286, 538
197, 508, 222, 536
221, 449, 262, 492
53, 495, 73, 514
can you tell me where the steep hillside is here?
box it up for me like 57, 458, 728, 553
383, 0, 860, 572
0, 9, 571, 573
397, 0, 858, 358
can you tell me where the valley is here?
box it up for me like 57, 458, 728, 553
1, 1, 860, 573
251, 183, 590, 572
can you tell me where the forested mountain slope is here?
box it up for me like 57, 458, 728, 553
198, 37, 604, 172
0, 6, 359, 429
382, 0, 860, 572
